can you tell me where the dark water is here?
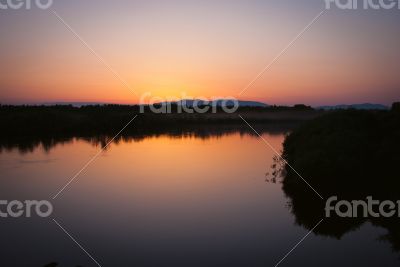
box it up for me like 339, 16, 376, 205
0, 130, 398, 266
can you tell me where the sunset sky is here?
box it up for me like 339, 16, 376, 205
0, 0, 399, 106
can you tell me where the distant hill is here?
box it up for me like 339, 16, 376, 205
154, 99, 269, 107
31, 100, 269, 108
317, 103, 389, 110
6, 101, 390, 110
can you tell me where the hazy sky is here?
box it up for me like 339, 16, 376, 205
0, 0, 399, 105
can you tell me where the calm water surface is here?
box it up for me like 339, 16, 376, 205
0, 132, 398, 266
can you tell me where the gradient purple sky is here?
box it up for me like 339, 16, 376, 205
0, 0, 399, 105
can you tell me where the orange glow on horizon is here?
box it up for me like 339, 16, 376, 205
1, 1, 399, 106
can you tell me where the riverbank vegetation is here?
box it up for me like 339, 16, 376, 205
0, 104, 320, 138
274, 103, 400, 251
